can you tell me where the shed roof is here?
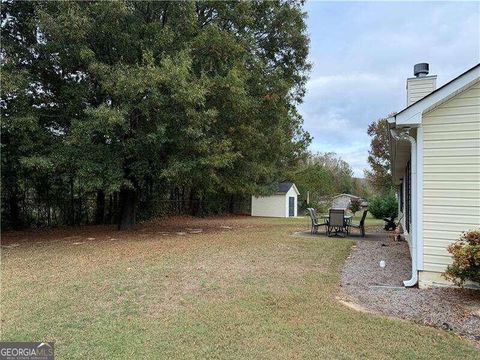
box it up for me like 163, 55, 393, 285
332, 193, 360, 199
277, 182, 300, 195
278, 182, 294, 193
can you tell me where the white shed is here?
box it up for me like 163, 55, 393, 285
331, 194, 363, 210
251, 182, 300, 218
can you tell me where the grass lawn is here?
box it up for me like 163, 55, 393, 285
1, 217, 477, 359
351, 211, 385, 226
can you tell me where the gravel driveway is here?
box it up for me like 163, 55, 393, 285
340, 234, 480, 346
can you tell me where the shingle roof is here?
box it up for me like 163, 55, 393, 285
278, 182, 294, 193
332, 193, 360, 199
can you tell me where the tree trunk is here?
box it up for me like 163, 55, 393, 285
47, 199, 51, 227
180, 187, 185, 214
189, 188, 198, 216
8, 192, 22, 230
118, 187, 137, 230
106, 194, 113, 223
95, 190, 105, 224
69, 177, 75, 225
78, 193, 83, 225
174, 186, 180, 214
198, 194, 204, 217
229, 194, 235, 214
112, 192, 119, 224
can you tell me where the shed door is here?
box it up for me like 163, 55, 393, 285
288, 197, 295, 217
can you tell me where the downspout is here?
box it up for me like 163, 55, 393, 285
390, 127, 418, 287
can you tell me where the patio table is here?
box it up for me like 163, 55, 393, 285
322, 214, 352, 237
322, 214, 352, 224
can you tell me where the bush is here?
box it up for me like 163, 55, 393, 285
443, 229, 480, 286
368, 191, 398, 219
348, 198, 362, 216
306, 200, 328, 215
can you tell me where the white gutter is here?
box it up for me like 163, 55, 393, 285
390, 127, 418, 287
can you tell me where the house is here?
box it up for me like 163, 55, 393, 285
251, 182, 299, 218
388, 63, 480, 288
331, 194, 366, 210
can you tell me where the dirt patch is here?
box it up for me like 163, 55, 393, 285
341, 233, 480, 346
336, 298, 371, 313
0, 215, 267, 246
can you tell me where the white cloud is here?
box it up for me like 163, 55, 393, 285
301, 1, 479, 178
307, 73, 384, 90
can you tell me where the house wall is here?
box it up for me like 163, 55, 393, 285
420, 80, 480, 285
251, 195, 286, 217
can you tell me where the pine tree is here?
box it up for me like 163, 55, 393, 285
1, 1, 311, 229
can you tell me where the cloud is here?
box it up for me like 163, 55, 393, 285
307, 73, 384, 91
300, 1, 479, 178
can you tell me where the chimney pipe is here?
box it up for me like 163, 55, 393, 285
414, 63, 429, 77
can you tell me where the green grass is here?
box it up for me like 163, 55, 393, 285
1, 217, 477, 359
352, 211, 385, 226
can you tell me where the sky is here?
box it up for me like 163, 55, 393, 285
300, 1, 480, 177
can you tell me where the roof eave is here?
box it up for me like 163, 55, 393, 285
291, 184, 300, 196
388, 63, 480, 182
387, 120, 397, 178
394, 63, 480, 126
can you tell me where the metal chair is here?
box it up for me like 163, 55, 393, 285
313, 208, 328, 235
349, 210, 368, 237
327, 209, 346, 237
306, 208, 328, 234
306, 208, 316, 234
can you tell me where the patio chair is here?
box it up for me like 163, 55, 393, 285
349, 209, 368, 237
306, 208, 317, 234
313, 208, 328, 235
327, 209, 346, 237
306, 208, 328, 235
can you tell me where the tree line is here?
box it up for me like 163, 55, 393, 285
290, 152, 370, 210
364, 115, 393, 193
1, 1, 311, 230
364, 115, 399, 220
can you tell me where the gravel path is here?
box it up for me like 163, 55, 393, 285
340, 234, 480, 346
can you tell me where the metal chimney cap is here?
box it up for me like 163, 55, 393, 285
414, 63, 429, 77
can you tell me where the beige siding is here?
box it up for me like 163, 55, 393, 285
422, 80, 480, 273
251, 195, 286, 217
407, 76, 437, 106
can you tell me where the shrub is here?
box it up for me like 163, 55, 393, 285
348, 198, 362, 216
443, 229, 480, 286
307, 200, 328, 215
368, 190, 398, 219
